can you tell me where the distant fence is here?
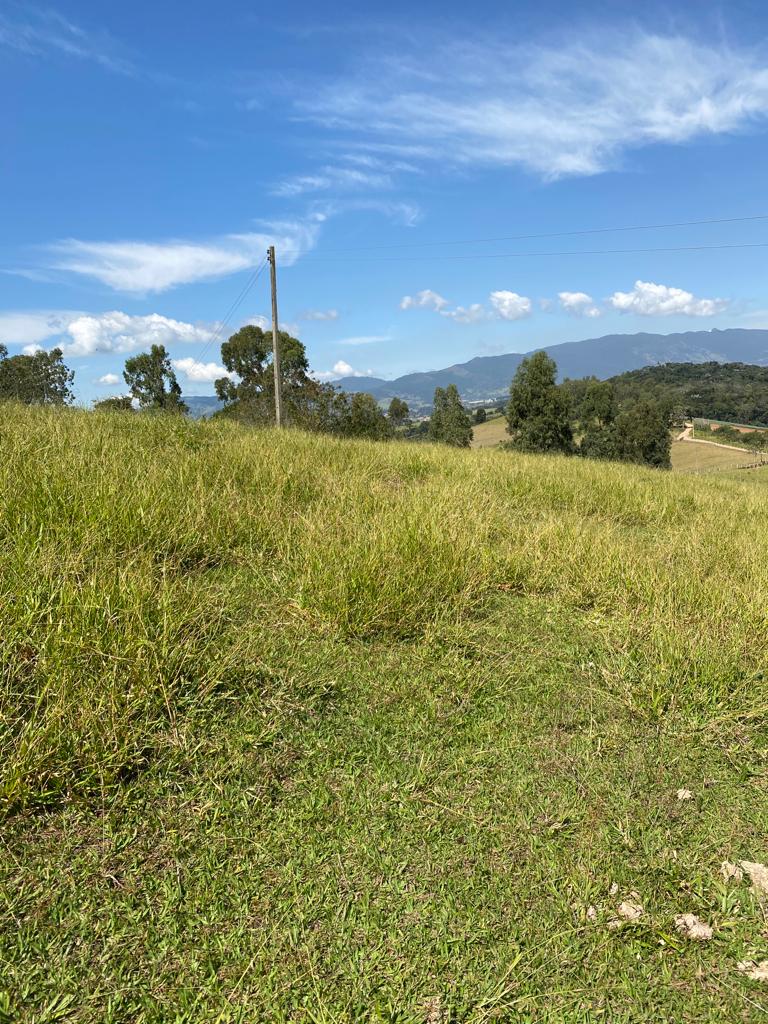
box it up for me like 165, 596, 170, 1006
693, 417, 768, 433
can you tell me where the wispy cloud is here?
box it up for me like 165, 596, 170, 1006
299, 308, 339, 321
607, 280, 728, 316
273, 165, 393, 197
274, 153, 420, 198
97, 373, 120, 386
310, 197, 422, 227
49, 220, 322, 293
338, 335, 391, 346
0, 6, 136, 75
295, 32, 768, 179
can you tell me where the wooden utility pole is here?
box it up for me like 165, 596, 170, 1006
267, 245, 283, 428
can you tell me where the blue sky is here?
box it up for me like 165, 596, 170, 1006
4, 0, 768, 402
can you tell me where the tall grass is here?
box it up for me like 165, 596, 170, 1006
1, 403, 767, 812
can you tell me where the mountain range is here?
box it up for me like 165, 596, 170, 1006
334, 328, 768, 409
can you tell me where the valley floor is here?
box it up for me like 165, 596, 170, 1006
2, 407, 768, 1022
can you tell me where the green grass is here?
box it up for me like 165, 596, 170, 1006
469, 417, 509, 449
2, 404, 768, 1022
670, 440, 753, 473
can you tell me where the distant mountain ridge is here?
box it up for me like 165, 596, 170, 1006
185, 395, 224, 419
334, 328, 768, 408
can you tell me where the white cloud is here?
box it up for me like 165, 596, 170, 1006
338, 335, 391, 346
173, 358, 232, 383
298, 32, 768, 179
0, 310, 217, 357
0, 310, 83, 347
489, 291, 532, 321
311, 198, 422, 226
0, 9, 136, 75
558, 291, 602, 318
333, 360, 374, 377
400, 289, 449, 311
273, 166, 392, 196
607, 280, 728, 317
64, 312, 215, 355
49, 220, 322, 293
300, 309, 339, 321
22, 344, 43, 355
441, 304, 489, 324
401, 288, 531, 323
245, 315, 270, 330
315, 359, 376, 381
97, 373, 120, 386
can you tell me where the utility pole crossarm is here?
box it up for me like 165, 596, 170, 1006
268, 245, 283, 428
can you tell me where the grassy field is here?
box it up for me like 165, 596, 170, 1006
470, 416, 508, 448
670, 441, 754, 474
2, 405, 768, 1022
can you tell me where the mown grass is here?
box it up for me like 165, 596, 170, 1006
2, 404, 768, 1022
469, 417, 508, 449
670, 440, 752, 473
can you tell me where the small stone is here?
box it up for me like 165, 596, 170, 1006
739, 861, 768, 898
721, 861, 744, 883
737, 960, 768, 982
422, 995, 444, 1024
676, 788, 693, 801
617, 900, 643, 921
586, 905, 597, 922
674, 913, 713, 941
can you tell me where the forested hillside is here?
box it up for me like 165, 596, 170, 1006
605, 361, 768, 425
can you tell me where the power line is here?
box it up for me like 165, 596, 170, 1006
276, 212, 768, 257
197, 256, 268, 362
286, 240, 768, 263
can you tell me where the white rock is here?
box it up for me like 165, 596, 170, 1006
739, 861, 768, 898
617, 900, 643, 921
674, 913, 713, 941
737, 960, 768, 981
720, 861, 744, 883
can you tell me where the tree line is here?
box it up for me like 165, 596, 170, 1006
0, 328, 408, 440
0, 334, 704, 467
600, 361, 768, 427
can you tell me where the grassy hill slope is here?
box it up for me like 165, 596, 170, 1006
2, 406, 768, 1022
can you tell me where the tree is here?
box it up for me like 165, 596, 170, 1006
429, 385, 472, 447
506, 352, 573, 454
123, 344, 187, 414
579, 423, 620, 461
612, 399, 671, 468
580, 380, 616, 428
387, 396, 410, 428
340, 392, 393, 440
474, 407, 487, 424
215, 324, 312, 424
429, 387, 447, 442
94, 395, 134, 412
0, 347, 74, 405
